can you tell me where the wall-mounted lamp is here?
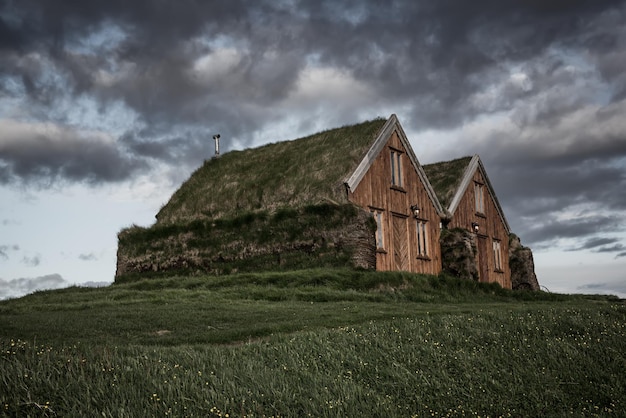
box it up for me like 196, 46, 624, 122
471, 222, 479, 233
410, 204, 420, 218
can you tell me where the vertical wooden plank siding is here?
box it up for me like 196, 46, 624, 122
448, 169, 511, 288
349, 130, 442, 275
476, 236, 489, 283
392, 214, 409, 270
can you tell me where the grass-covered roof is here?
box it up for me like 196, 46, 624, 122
156, 118, 387, 224
422, 156, 473, 210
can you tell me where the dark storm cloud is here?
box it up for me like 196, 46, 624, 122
564, 238, 626, 256
566, 238, 621, 251
0, 120, 148, 185
3, 0, 625, 132
458, 94, 626, 246
492, 157, 626, 220
120, 130, 210, 165
594, 243, 626, 253
518, 214, 623, 247
1, 0, 626, 253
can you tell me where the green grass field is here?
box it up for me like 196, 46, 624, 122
1, 269, 625, 417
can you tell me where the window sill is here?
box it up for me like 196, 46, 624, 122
376, 249, 388, 254
390, 186, 407, 193
494, 269, 504, 274
416, 256, 431, 261
475, 212, 486, 218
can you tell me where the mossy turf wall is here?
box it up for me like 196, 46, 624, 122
116, 204, 376, 283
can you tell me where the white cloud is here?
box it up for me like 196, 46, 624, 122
189, 47, 244, 86
290, 66, 373, 106
509, 72, 533, 92
0, 274, 68, 300
0, 118, 115, 151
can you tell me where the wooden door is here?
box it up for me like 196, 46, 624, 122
392, 215, 409, 271
477, 235, 489, 283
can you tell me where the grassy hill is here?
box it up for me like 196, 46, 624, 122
1, 269, 625, 417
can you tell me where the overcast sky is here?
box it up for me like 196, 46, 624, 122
2, 0, 626, 299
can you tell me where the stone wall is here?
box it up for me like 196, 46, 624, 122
509, 234, 541, 291
115, 204, 376, 283
439, 228, 540, 291
440, 228, 479, 281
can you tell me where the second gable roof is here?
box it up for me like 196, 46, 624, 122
424, 155, 510, 232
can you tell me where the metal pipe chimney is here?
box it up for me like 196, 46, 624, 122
212, 134, 221, 158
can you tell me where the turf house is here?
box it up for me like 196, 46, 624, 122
423, 155, 511, 288
116, 115, 538, 290
423, 156, 539, 290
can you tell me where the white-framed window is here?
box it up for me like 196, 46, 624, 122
474, 182, 485, 214
493, 239, 503, 271
390, 150, 403, 188
416, 219, 429, 258
371, 209, 385, 250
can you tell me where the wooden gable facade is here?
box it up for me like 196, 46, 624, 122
345, 115, 445, 275
428, 155, 512, 288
